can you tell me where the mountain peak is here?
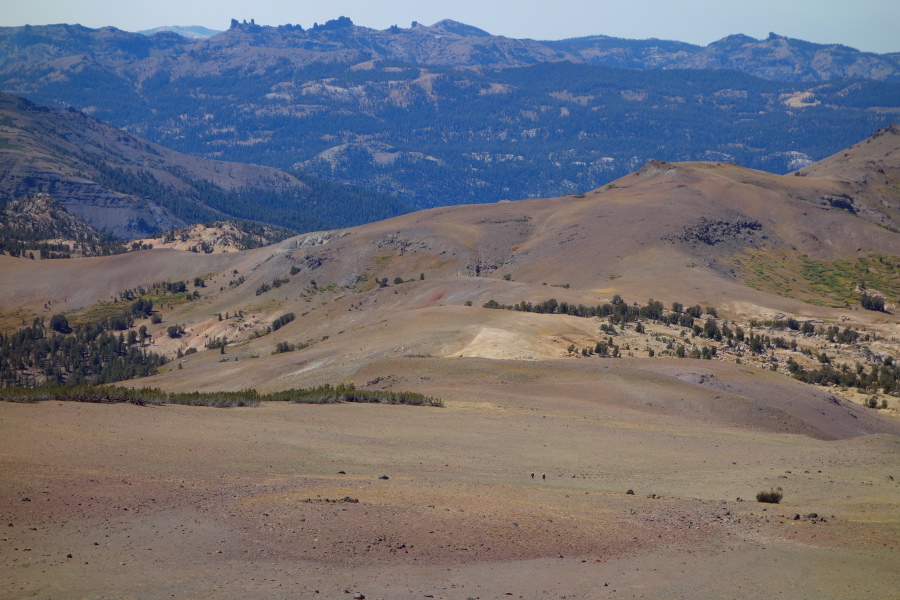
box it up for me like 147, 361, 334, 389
426, 19, 492, 37
870, 123, 900, 139
137, 25, 222, 39
716, 33, 758, 44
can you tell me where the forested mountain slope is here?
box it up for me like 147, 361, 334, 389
545, 32, 900, 82
1, 21, 898, 209
0, 93, 410, 238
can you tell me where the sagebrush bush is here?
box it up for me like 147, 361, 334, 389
756, 488, 783, 503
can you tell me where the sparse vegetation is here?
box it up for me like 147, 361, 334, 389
478, 292, 899, 388
205, 336, 228, 350
256, 276, 291, 296
787, 356, 900, 395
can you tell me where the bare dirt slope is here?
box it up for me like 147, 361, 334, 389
6, 124, 899, 315
2, 382, 898, 599
1, 130, 899, 598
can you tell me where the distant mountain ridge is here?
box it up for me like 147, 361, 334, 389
544, 31, 900, 82
210, 18, 900, 81
1, 19, 898, 213
1, 19, 896, 82
137, 25, 222, 39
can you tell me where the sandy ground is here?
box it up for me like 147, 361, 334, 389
2, 370, 898, 599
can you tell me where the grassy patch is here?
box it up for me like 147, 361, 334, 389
76, 289, 196, 326
732, 250, 899, 307
0, 309, 35, 336
0, 137, 22, 150
372, 253, 394, 268
355, 280, 378, 293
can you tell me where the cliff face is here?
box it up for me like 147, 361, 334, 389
0, 94, 186, 238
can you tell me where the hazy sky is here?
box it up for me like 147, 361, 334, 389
2, 0, 898, 53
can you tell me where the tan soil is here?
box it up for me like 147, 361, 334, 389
2, 364, 898, 599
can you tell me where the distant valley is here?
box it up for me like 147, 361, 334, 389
0, 19, 898, 209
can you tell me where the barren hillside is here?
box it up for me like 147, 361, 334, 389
1, 126, 899, 599
1, 126, 897, 406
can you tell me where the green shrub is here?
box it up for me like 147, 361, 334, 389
267, 383, 443, 407
273, 341, 296, 354
0, 383, 442, 408
49, 314, 71, 333
756, 488, 783, 503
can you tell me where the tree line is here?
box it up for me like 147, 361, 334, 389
481, 294, 896, 394
0, 313, 168, 387
0, 279, 203, 387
